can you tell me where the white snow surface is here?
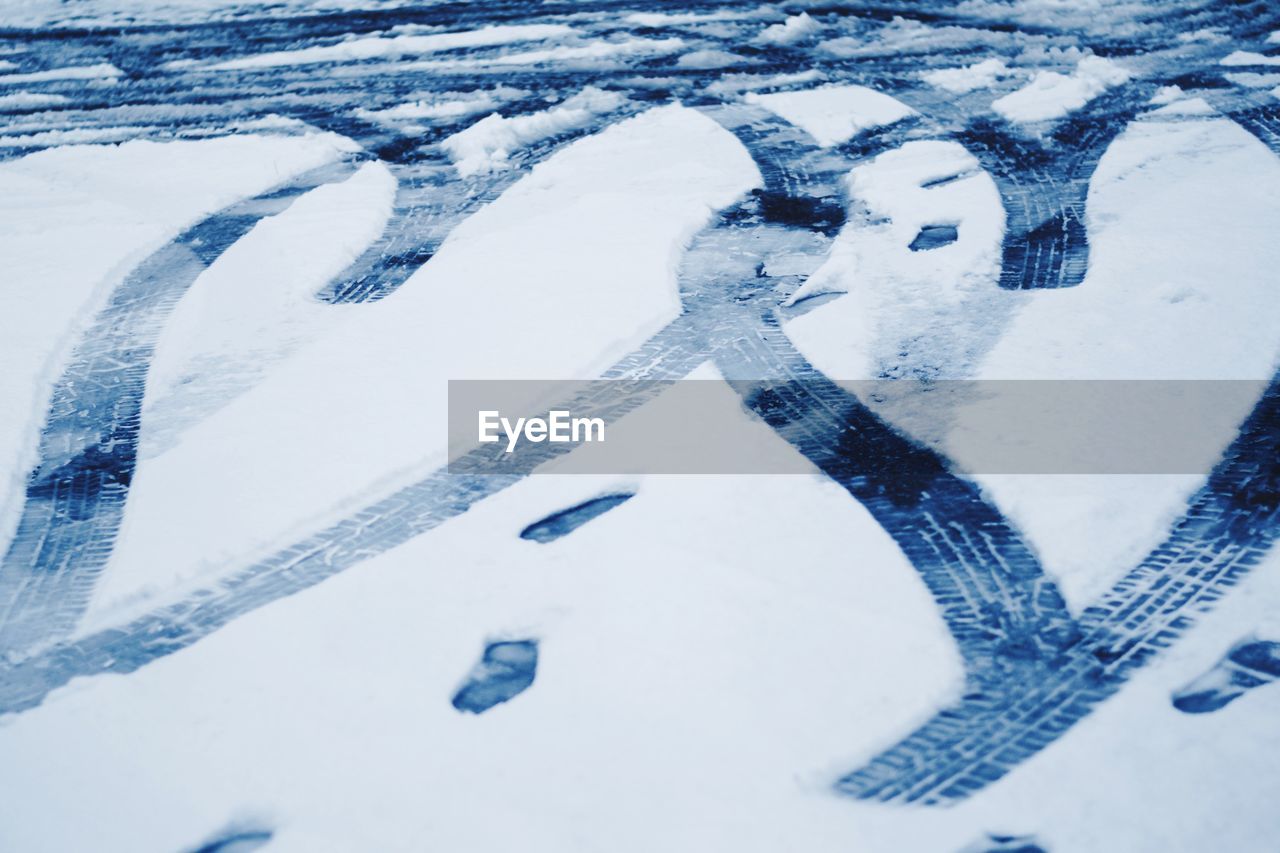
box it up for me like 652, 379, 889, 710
81, 103, 758, 625
2, 46, 1280, 853
442, 87, 626, 176
0, 132, 358, 562
0, 62, 121, 84
745, 84, 915, 147
676, 48, 750, 69
756, 12, 822, 46
355, 87, 528, 128
140, 161, 399, 459
786, 104, 1280, 614
0, 91, 69, 108
1221, 50, 1280, 67
923, 57, 1013, 93
422, 37, 686, 69
204, 24, 573, 71
992, 55, 1131, 122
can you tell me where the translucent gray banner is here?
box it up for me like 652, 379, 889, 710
447, 379, 1271, 475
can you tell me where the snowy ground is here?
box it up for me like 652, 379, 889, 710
1, 2, 1280, 852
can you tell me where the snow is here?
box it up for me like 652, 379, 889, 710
0, 127, 160, 148
965, 113, 1280, 609
203, 25, 573, 71
676, 49, 750, 69
992, 55, 1131, 122
923, 57, 1013, 93
787, 105, 1280, 616
140, 161, 398, 459
416, 37, 686, 69
0, 91, 69, 108
0, 0, 415, 28
623, 9, 768, 27
785, 139, 1002, 358
5, 6, 1280, 850
0, 469, 966, 853
81, 104, 759, 624
744, 85, 915, 147
442, 87, 626, 177
1220, 50, 1280, 67
704, 69, 824, 96
756, 13, 822, 46
0, 132, 358, 559
0, 62, 121, 84
355, 87, 527, 127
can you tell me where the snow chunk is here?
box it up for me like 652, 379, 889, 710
355, 87, 528, 127
442, 87, 625, 177
206, 24, 572, 71
676, 49, 748, 69
0, 62, 121, 84
756, 13, 821, 46
624, 9, 765, 26
705, 69, 824, 96
0, 91, 70, 108
745, 84, 914, 147
1148, 97, 1215, 117
454, 37, 684, 68
992, 56, 1131, 123
1220, 50, 1280, 67
923, 58, 1012, 93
